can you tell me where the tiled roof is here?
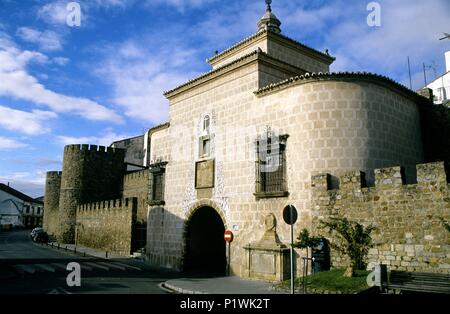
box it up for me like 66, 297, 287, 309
207, 29, 335, 64
255, 71, 429, 101
0, 183, 43, 204
148, 122, 170, 133
164, 50, 261, 97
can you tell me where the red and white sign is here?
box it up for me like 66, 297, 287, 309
224, 230, 234, 243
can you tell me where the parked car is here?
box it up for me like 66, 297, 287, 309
30, 227, 43, 239
34, 231, 48, 243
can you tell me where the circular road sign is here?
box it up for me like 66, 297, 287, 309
224, 230, 234, 243
283, 205, 298, 225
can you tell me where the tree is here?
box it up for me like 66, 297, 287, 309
319, 217, 376, 277
293, 228, 322, 259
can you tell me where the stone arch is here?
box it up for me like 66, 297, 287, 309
182, 199, 228, 274
184, 199, 228, 230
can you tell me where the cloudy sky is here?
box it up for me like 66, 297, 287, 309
0, 0, 449, 197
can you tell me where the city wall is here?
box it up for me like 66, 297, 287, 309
311, 161, 450, 274
76, 198, 137, 256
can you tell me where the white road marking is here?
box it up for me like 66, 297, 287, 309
34, 264, 56, 272
13, 264, 36, 274
111, 261, 142, 271
98, 262, 126, 271
84, 262, 109, 271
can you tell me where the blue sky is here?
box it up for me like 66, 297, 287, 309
0, 0, 449, 197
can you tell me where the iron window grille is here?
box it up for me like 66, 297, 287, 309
255, 133, 289, 199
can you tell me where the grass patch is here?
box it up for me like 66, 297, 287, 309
277, 268, 370, 294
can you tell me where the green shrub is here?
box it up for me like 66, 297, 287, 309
319, 217, 376, 277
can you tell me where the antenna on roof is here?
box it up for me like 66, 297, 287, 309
407, 56, 412, 90
439, 33, 450, 40
423, 63, 427, 86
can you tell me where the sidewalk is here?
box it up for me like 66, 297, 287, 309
163, 276, 287, 294
44, 241, 130, 260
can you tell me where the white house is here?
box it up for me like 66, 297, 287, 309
0, 183, 44, 228
425, 51, 450, 105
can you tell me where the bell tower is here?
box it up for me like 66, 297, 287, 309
257, 0, 281, 34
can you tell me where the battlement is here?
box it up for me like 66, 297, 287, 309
311, 161, 449, 191
77, 197, 136, 213
64, 144, 125, 155
75, 197, 137, 256
46, 171, 62, 177
123, 170, 149, 183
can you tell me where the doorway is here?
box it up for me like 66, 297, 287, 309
184, 206, 226, 276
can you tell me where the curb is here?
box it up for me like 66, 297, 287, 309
158, 282, 177, 294
162, 281, 208, 294
35, 241, 126, 261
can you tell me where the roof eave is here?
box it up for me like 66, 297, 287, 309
255, 72, 432, 103
207, 29, 335, 66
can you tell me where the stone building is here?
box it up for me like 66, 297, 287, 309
44, 1, 449, 279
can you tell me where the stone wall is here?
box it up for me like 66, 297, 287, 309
311, 162, 450, 274
58, 144, 126, 244
123, 170, 149, 250
210, 31, 332, 73
43, 171, 61, 236
123, 170, 149, 223
111, 135, 145, 166
75, 198, 137, 256
266, 36, 330, 73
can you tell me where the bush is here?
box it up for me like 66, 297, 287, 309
319, 217, 376, 277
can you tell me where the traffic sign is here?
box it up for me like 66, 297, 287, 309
224, 230, 234, 243
283, 205, 298, 225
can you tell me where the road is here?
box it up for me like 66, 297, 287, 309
0, 230, 177, 294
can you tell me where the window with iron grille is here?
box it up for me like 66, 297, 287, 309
149, 162, 167, 206
254, 134, 289, 199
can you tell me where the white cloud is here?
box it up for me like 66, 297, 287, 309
37, 0, 134, 26
0, 34, 123, 123
94, 38, 199, 124
0, 136, 28, 150
277, 0, 450, 89
16, 27, 63, 51
57, 128, 136, 147
52, 56, 70, 66
37, 1, 69, 26
145, 0, 218, 11
0, 105, 57, 135
92, 0, 132, 8
0, 171, 47, 198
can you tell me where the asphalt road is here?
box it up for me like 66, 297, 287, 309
0, 230, 177, 294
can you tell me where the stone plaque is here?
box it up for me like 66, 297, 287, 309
251, 253, 276, 274
195, 159, 215, 189
197, 188, 212, 199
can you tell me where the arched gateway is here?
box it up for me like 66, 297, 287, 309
183, 204, 227, 276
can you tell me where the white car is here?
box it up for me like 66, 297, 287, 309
30, 227, 43, 239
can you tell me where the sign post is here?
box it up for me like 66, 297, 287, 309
224, 230, 234, 276
283, 205, 298, 295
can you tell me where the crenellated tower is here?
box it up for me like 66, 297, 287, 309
57, 144, 126, 243
43, 171, 62, 236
